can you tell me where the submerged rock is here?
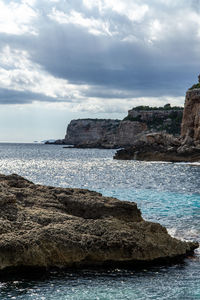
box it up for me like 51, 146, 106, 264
0, 174, 198, 272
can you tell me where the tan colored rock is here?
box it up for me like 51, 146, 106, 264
181, 88, 200, 144
0, 173, 198, 272
64, 119, 120, 147
63, 119, 147, 148
113, 121, 147, 146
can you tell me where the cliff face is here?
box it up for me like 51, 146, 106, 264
114, 121, 147, 146
64, 119, 147, 148
63, 106, 182, 148
114, 78, 200, 162
127, 107, 183, 135
181, 89, 200, 145
64, 119, 120, 148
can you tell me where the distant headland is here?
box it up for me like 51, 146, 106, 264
46, 104, 183, 149
46, 75, 200, 162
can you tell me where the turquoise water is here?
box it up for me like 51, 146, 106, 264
0, 143, 199, 299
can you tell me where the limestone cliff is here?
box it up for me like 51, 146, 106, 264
64, 119, 120, 148
181, 88, 200, 146
64, 119, 147, 148
0, 173, 198, 272
60, 105, 182, 148
126, 105, 183, 135
114, 76, 200, 162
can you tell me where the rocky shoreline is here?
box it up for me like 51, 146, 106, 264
114, 77, 200, 162
45, 76, 200, 163
46, 104, 183, 149
0, 173, 198, 273
114, 132, 200, 162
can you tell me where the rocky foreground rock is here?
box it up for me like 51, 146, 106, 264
0, 174, 198, 272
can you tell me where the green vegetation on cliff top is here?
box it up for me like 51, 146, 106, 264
189, 83, 200, 90
129, 104, 183, 111
123, 104, 183, 135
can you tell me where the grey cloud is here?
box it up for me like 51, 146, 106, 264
29, 22, 198, 97
0, 88, 59, 104
1, 0, 200, 103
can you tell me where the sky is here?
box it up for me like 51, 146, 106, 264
0, 0, 200, 142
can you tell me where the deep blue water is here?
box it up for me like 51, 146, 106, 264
0, 143, 199, 299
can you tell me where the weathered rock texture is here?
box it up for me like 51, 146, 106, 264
0, 174, 198, 272
114, 77, 200, 162
63, 119, 120, 148
114, 132, 200, 162
48, 105, 182, 148
63, 119, 147, 148
181, 89, 200, 146
127, 107, 183, 135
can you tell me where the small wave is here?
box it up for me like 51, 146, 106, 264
167, 227, 200, 241
167, 227, 200, 258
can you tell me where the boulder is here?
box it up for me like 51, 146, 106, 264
0, 174, 198, 272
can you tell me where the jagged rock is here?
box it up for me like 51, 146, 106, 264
114, 76, 200, 162
181, 88, 200, 144
127, 107, 183, 135
62, 119, 147, 148
114, 132, 200, 162
0, 174, 198, 272
47, 105, 183, 148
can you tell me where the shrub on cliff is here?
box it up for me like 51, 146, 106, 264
189, 83, 200, 90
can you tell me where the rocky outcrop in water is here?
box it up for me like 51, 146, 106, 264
0, 173, 198, 272
47, 105, 183, 148
63, 119, 120, 148
114, 76, 200, 162
62, 119, 147, 148
114, 132, 200, 162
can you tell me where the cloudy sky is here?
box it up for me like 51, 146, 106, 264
0, 0, 200, 142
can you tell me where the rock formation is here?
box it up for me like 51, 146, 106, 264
63, 119, 121, 148
48, 105, 182, 148
61, 118, 148, 148
127, 105, 183, 135
0, 173, 198, 272
114, 132, 200, 162
114, 76, 200, 162
181, 89, 200, 146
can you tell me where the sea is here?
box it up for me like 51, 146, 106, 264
0, 143, 199, 300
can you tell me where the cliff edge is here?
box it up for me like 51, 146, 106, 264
49, 105, 183, 148
181, 88, 200, 146
114, 76, 200, 162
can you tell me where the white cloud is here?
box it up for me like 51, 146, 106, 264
104, 0, 149, 22
48, 8, 114, 36
0, 0, 37, 35
83, 0, 149, 22
0, 46, 88, 101
68, 96, 184, 114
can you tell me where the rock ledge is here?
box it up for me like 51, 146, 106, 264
0, 174, 198, 272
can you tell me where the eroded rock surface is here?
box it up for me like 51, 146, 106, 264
115, 77, 200, 162
181, 89, 200, 146
0, 174, 198, 271
48, 104, 183, 148
114, 132, 200, 162
63, 119, 120, 148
